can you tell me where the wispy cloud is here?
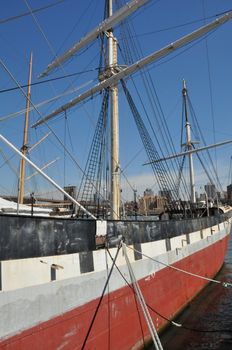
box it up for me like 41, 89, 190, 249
121, 172, 158, 200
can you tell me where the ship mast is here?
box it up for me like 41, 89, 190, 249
108, 0, 120, 219
33, 10, 232, 128
18, 52, 33, 204
34, 5, 232, 213
182, 80, 196, 203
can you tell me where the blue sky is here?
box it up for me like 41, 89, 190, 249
0, 0, 232, 201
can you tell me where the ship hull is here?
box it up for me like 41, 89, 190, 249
0, 218, 230, 350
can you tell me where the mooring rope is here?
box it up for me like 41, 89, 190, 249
107, 246, 232, 334
81, 243, 122, 349
126, 244, 232, 288
122, 243, 163, 350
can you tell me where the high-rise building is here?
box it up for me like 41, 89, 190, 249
144, 188, 154, 197
204, 183, 216, 200
227, 184, 232, 203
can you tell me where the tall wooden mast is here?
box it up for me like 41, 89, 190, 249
18, 52, 33, 204
108, 0, 120, 219
34, 10, 232, 128
182, 80, 196, 203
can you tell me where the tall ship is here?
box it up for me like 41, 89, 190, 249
0, 1, 232, 349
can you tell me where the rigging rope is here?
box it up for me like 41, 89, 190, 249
0, 149, 18, 177
55, 0, 93, 56
202, 2, 218, 176
0, 0, 67, 25
24, 0, 100, 129
77, 90, 109, 214
0, 71, 97, 94
188, 95, 223, 192
117, 8, 191, 203
0, 80, 94, 122
121, 80, 182, 210
133, 11, 230, 38
63, 112, 67, 187
0, 58, 117, 216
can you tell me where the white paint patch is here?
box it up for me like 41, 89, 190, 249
189, 231, 201, 243
170, 234, 187, 250
202, 227, 211, 239
93, 249, 107, 272
141, 240, 166, 258
2, 253, 81, 291
96, 220, 107, 236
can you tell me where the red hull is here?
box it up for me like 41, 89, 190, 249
0, 235, 229, 350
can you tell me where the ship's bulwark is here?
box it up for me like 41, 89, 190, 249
0, 214, 96, 260
0, 214, 230, 349
0, 211, 227, 260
